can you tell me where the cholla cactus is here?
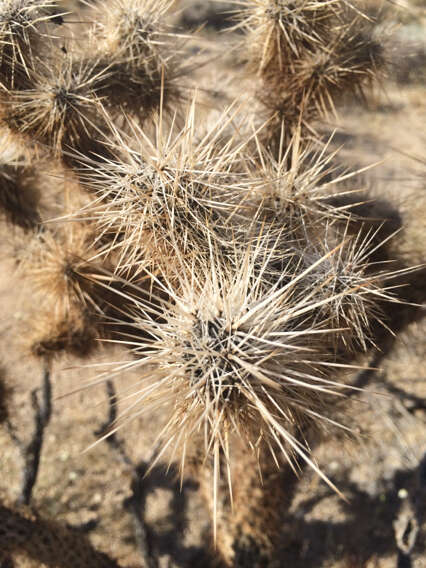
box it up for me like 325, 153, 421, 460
98, 0, 173, 61
5, 57, 110, 157
89, 0, 184, 122
1, 0, 186, 168
0, 0, 65, 90
0, 500, 122, 567
0, 0, 417, 564
236, 0, 341, 74
21, 224, 108, 359
100, 239, 353, 524
235, 0, 385, 147
98, 176, 408, 539
75, 103, 249, 278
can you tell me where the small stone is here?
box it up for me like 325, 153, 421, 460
398, 488, 408, 499
92, 492, 102, 504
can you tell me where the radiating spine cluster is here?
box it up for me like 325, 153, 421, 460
235, 0, 386, 147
